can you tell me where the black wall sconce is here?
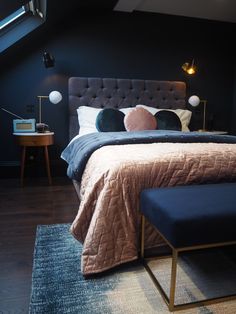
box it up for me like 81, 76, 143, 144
43, 52, 55, 68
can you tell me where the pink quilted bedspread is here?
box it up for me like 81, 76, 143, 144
70, 142, 236, 275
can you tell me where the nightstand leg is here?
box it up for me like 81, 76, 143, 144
44, 146, 52, 185
20, 146, 26, 187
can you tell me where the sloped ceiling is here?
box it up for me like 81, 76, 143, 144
114, 0, 236, 23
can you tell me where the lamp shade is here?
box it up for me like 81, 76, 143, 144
188, 95, 200, 107
49, 91, 62, 104
182, 59, 196, 75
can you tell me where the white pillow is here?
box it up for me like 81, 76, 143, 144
136, 104, 192, 132
77, 106, 135, 137
119, 107, 135, 114
173, 109, 192, 132
77, 106, 102, 137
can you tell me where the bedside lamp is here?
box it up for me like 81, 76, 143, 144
37, 90, 62, 132
188, 95, 207, 131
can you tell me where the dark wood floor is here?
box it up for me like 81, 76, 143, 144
0, 177, 79, 313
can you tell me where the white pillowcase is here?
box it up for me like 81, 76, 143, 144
77, 106, 135, 137
77, 106, 102, 137
119, 107, 135, 114
136, 104, 192, 132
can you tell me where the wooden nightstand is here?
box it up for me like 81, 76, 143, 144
13, 132, 54, 186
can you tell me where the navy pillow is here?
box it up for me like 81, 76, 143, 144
155, 110, 182, 131
96, 108, 126, 132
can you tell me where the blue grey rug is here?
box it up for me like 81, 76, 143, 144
29, 224, 236, 314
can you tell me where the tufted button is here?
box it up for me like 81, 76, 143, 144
101, 105, 104, 108
115, 105, 119, 108
163, 97, 166, 101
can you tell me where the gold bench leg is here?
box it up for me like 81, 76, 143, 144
140, 215, 145, 259
140, 213, 236, 312
169, 249, 178, 311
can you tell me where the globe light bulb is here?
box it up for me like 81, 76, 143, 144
49, 91, 62, 104
188, 95, 200, 107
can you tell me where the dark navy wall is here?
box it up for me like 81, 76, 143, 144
0, 8, 235, 178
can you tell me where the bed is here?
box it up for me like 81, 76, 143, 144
62, 77, 236, 275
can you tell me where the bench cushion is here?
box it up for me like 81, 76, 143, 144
140, 183, 236, 248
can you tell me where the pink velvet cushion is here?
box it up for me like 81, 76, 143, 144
124, 107, 157, 131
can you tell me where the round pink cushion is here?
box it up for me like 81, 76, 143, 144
124, 107, 157, 131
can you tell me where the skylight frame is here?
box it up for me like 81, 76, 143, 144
0, 0, 46, 54
0, 5, 29, 31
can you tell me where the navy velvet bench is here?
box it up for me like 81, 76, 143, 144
140, 183, 236, 312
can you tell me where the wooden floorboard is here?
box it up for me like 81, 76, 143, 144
0, 177, 79, 313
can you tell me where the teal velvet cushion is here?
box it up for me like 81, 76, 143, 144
155, 110, 182, 131
96, 108, 126, 132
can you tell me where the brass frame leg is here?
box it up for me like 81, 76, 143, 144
169, 249, 178, 311
140, 215, 145, 259
139, 214, 236, 312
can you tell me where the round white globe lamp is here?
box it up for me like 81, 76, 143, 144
49, 91, 62, 104
37, 90, 63, 131
188, 95, 207, 131
188, 95, 200, 107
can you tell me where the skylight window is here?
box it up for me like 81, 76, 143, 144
0, 6, 27, 30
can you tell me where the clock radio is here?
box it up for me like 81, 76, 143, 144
13, 119, 36, 133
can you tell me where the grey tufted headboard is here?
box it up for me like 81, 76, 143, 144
68, 77, 186, 140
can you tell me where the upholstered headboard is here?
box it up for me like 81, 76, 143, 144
68, 77, 186, 140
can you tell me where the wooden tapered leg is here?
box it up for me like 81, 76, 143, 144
20, 146, 26, 187
44, 146, 52, 185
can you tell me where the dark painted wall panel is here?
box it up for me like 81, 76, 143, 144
0, 9, 235, 178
